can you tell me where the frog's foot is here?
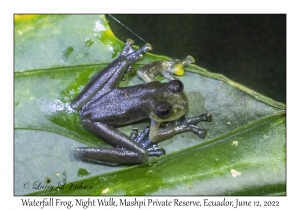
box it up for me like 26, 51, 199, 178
130, 127, 165, 157
186, 113, 212, 138
74, 119, 150, 166
165, 113, 212, 139
146, 144, 166, 156
120, 38, 152, 65
126, 43, 152, 64
121, 38, 135, 56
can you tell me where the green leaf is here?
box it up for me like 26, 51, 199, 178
14, 15, 286, 195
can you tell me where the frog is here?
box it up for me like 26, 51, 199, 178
71, 39, 212, 166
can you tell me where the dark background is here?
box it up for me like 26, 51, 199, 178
106, 14, 286, 103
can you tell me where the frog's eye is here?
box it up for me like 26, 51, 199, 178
156, 102, 172, 118
168, 80, 184, 93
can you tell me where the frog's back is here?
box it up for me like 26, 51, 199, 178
80, 82, 162, 126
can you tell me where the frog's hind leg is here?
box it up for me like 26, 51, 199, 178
130, 127, 166, 157
74, 118, 148, 166
74, 147, 145, 166
70, 39, 151, 111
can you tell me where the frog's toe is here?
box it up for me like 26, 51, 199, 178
190, 126, 207, 139
139, 137, 152, 149
135, 133, 166, 156
126, 38, 134, 45
130, 128, 138, 140
160, 114, 211, 140
187, 113, 212, 125
121, 38, 135, 56
127, 42, 152, 63
147, 148, 166, 157
134, 126, 150, 144
144, 43, 152, 51
205, 113, 212, 122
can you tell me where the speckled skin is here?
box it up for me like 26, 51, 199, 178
71, 39, 212, 166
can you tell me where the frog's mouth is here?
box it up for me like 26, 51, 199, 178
168, 102, 188, 121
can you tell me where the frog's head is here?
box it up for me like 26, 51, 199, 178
150, 80, 188, 122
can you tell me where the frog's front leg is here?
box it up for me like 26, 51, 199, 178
149, 113, 212, 143
74, 117, 148, 166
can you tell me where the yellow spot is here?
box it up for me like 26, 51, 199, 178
232, 141, 238, 146
55, 172, 60, 177
189, 184, 194, 189
174, 63, 184, 75
102, 188, 109, 194
231, 169, 241, 178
